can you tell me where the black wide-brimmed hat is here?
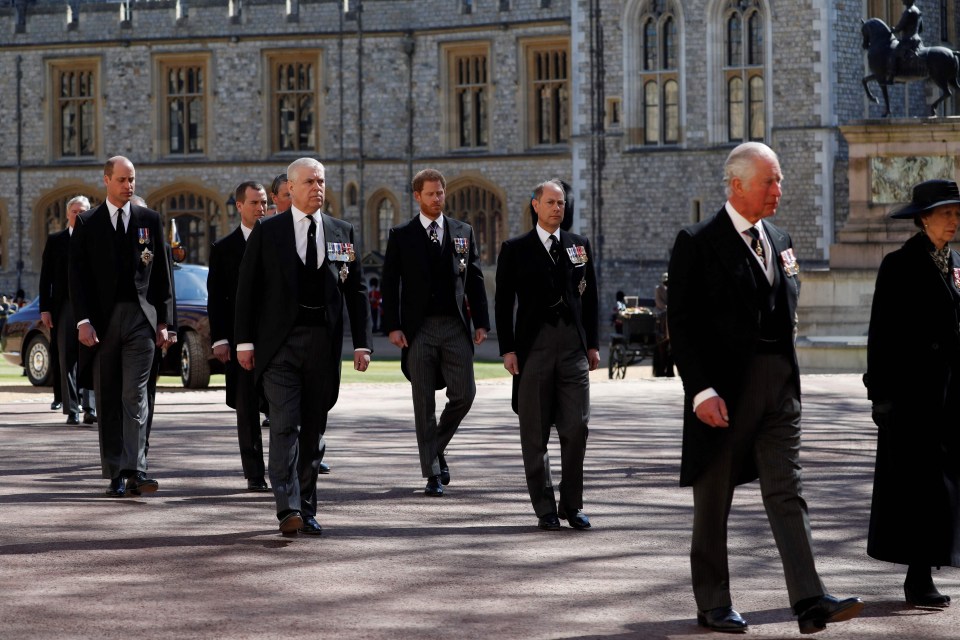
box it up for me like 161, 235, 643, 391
890, 179, 960, 219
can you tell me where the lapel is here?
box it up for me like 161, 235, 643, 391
321, 213, 348, 286
274, 211, 299, 294
528, 228, 554, 271
705, 208, 760, 308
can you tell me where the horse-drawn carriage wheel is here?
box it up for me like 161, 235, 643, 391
608, 344, 627, 380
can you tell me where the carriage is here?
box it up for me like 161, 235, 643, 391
608, 296, 668, 379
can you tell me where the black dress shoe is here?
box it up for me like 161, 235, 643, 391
424, 474, 443, 496
279, 511, 303, 535
438, 453, 450, 485
299, 516, 323, 536
318, 462, 331, 474
794, 595, 864, 634
105, 477, 126, 498
558, 507, 591, 530
538, 513, 561, 531
262, 417, 270, 427
247, 478, 269, 492
125, 472, 159, 496
66, 412, 81, 425
696, 606, 748, 633
50, 401, 62, 411
905, 582, 951, 607
83, 411, 97, 425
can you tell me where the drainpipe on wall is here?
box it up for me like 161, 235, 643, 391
15, 54, 24, 294
403, 32, 415, 218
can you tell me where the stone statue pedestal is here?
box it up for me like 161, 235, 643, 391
831, 118, 960, 269
795, 119, 960, 371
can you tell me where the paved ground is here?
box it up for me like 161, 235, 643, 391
0, 369, 956, 639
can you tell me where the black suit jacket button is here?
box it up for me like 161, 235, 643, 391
931, 342, 940, 350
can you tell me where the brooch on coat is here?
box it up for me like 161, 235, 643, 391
566, 245, 588, 265
779, 248, 799, 276
453, 237, 469, 273
327, 242, 356, 282
138, 228, 153, 265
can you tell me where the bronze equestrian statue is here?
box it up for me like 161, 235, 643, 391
861, 2, 960, 117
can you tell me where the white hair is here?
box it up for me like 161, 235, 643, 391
723, 142, 778, 198
66, 195, 91, 210
287, 157, 324, 182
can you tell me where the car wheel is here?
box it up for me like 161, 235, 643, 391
180, 331, 210, 389
25, 334, 52, 387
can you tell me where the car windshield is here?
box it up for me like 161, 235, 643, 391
174, 267, 208, 303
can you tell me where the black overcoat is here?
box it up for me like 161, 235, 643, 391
865, 232, 960, 567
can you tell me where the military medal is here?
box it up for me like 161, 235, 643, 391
140, 247, 154, 265
953, 268, 960, 290
578, 276, 587, 296
779, 248, 799, 277
138, 228, 151, 245
339, 263, 349, 283
453, 237, 468, 273
566, 245, 589, 265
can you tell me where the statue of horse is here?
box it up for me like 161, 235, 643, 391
861, 17, 960, 117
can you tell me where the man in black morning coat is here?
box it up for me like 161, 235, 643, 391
667, 141, 863, 634
69, 156, 174, 498
208, 181, 269, 492
380, 168, 490, 497
495, 178, 599, 532
235, 158, 371, 536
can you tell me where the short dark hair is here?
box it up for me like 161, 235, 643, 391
412, 169, 446, 193
235, 181, 265, 204
271, 173, 288, 196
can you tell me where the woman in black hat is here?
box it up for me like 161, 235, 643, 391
865, 178, 960, 607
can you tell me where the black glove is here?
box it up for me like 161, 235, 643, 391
871, 401, 893, 430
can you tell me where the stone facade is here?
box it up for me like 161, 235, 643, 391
0, 0, 957, 338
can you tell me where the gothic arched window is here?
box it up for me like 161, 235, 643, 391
627, 0, 683, 147
721, 0, 766, 142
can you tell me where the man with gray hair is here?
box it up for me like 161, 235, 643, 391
668, 141, 863, 634
235, 157, 372, 536
39, 195, 96, 425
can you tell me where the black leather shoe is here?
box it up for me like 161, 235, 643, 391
538, 513, 561, 531
51, 401, 62, 411
66, 412, 81, 425
425, 475, 443, 496
83, 410, 97, 425
125, 472, 159, 496
559, 507, 591, 530
299, 516, 323, 536
905, 582, 951, 608
438, 453, 450, 485
318, 462, 331, 474
696, 606, 748, 633
795, 595, 864, 634
279, 511, 303, 535
262, 417, 270, 427
105, 477, 126, 498
247, 478, 269, 492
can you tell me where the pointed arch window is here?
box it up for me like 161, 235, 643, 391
722, 0, 766, 142
630, 1, 682, 147
376, 198, 396, 253
446, 184, 505, 265
150, 191, 223, 265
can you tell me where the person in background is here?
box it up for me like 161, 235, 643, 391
652, 272, 674, 377
865, 178, 960, 608
496, 178, 599, 531
39, 195, 97, 425
270, 173, 292, 214
368, 277, 382, 334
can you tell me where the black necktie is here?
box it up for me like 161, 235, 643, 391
548, 234, 560, 263
306, 215, 318, 270
746, 227, 764, 264
116, 211, 125, 240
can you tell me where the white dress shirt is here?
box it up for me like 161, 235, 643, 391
419, 212, 444, 244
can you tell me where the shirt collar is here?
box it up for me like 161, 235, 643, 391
419, 212, 444, 230
240, 223, 253, 241
292, 205, 321, 224
725, 201, 762, 236
106, 200, 128, 219
536, 223, 560, 245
